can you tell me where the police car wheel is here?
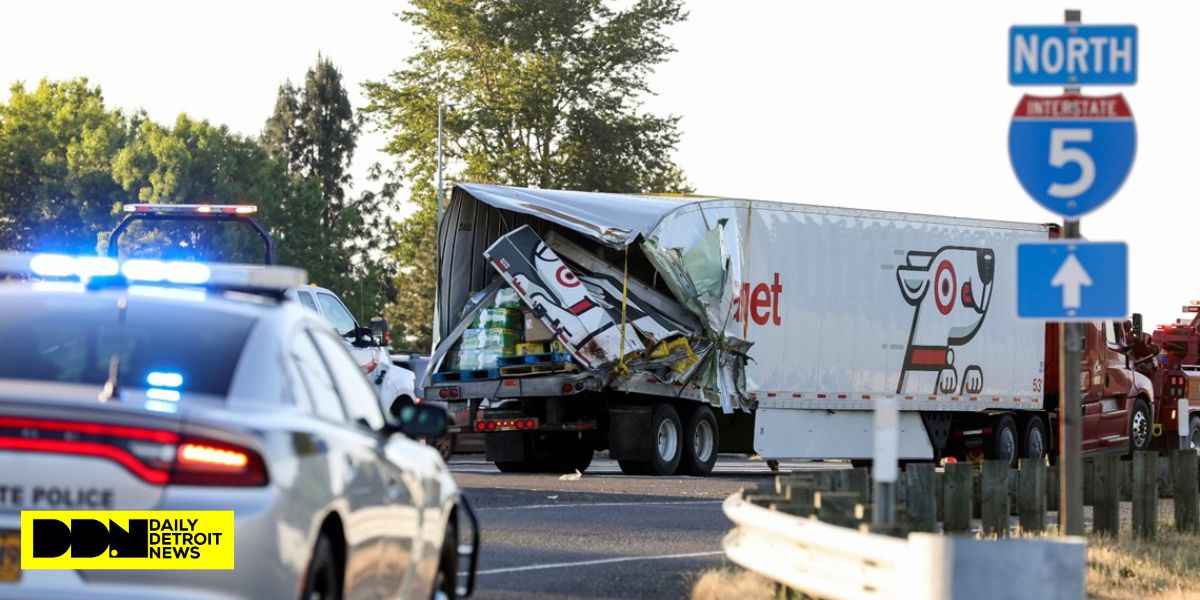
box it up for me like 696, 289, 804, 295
434, 433, 454, 462
302, 535, 341, 600
434, 520, 458, 600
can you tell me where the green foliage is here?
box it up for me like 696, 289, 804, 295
0, 78, 132, 253
263, 55, 395, 322
364, 0, 691, 349
109, 115, 290, 263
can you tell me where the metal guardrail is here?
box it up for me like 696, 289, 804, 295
721, 493, 1087, 600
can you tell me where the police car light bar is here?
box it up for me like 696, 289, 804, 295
123, 204, 258, 215
0, 253, 306, 291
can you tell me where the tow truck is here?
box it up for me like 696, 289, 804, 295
1142, 304, 1200, 449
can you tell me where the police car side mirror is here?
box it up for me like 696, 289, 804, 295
392, 403, 448, 439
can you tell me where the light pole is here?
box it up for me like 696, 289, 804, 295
435, 102, 454, 245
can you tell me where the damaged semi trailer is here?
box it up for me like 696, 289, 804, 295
423, 184, 1152, 475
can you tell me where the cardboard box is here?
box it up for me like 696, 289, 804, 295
524, 313, 555, 342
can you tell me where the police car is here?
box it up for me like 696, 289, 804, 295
109, 204, 418, 418
0, 252, 479, 600
287, 284, 417, 414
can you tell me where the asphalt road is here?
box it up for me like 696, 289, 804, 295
451, 454, 845, 600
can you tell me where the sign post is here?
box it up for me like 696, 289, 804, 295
1009, 9, 1138, 537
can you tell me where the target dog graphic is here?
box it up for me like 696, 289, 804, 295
896, 246, 996, 395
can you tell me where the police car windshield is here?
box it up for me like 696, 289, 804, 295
0, 296, 254, 398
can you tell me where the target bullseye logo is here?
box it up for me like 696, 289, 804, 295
934, 260, 956, 315
555, 266, 580, 288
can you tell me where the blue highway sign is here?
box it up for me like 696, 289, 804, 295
1009, 94, 1136, 218
1017, 241, 1127, 320
1009, 25, 1137, 86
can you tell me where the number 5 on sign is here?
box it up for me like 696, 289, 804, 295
1047, 129, 1094, 198
1008, 94, 1136, 218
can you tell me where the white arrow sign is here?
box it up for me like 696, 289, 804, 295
1051, 253, 1093, 309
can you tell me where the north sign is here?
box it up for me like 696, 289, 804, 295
1009, 24, 1137, 86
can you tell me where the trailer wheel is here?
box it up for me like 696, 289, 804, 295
1189, 416, 1200, 452
1020, 415, 1047, 462
1130, 397, 1152, 453
647, 404, 683, 476
986, 415, 1019, 468
679, 406, 719, 476
548, 436, 594, 474
618, 460, 651, 475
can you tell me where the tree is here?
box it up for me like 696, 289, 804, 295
108, 114, 292, 263
364, 0, 691, 350
0, 78, 133, 253
263, 56, 395, 321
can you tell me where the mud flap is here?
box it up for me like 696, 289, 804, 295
608, 406, 653, 461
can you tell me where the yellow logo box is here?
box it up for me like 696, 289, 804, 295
21, 511, 234, 570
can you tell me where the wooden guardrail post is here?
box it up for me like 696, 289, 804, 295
1133, 450, 1158, 539
904, 463, 937, 533
1120, 460, 1133, 501
839, 467, 871, 505
1172, 449, 1199, 534
1159, 455, 1175, 499
1018, 458, 1046, 533
1093, 454, 1120, 537
815, 491, 862, 527
944, 463, 973, 534
982, 460, 1010, 537
935, 470, 944, 523
1047, 463, 1059, 511
1082, 460, 1095, 506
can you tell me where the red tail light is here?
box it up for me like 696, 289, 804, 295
0, 416, 267, 487
173, 436, 267, 487
439, 389, 449, 399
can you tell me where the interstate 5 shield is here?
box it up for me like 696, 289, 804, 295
1008, 94, 1136, 218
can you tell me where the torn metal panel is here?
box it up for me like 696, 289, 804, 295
457, 183, 694, 249
484, 226, 645, 369
641, 217, 754, 414
544, 230, 702, 334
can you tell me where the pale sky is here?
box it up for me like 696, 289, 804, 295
2, 1, 1197, 327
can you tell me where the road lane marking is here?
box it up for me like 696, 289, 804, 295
462, 551, 724, 577
478, 499, 722, 511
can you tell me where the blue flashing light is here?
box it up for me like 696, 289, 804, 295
146, 371, 184, 388
146, 388, 181, 402
127, 286, 207, 302
29, 254, 119, 279
122, 259, 211, 285
144, 399, 180, 414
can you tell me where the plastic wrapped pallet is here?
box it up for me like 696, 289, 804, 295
460, 328, 519, 354
472, 307, 522, 330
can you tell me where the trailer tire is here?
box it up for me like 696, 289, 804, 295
618, 460, 651, 475
1130, 397, 1152, 454
495, 460, 534, 473
1190, 416, 1200, 451
548, 437, 594, 474
986, 414, 1019, 468
1020, 415, 1047, 462
648, 404, 683, 476
679, 406, 719, 476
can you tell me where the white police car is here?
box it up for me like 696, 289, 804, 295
287, 285, 417, 417
0, 253, 478, 600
